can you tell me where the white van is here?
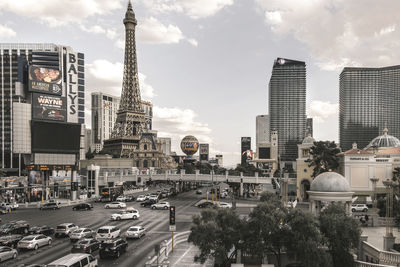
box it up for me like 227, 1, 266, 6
47, 253, 97, 267
96, 226, 120, 240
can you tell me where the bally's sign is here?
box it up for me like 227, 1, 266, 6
67, 52, 78, 123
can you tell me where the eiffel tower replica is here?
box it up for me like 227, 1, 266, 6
103, 1, 148, 158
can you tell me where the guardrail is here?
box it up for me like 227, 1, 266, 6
355, 260, 396, 267
145, 231, 191, 267
362, 241, 400, 266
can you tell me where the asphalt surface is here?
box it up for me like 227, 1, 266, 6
0, 188, 205, 267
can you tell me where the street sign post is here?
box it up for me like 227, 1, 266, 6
169, 225, 176, 232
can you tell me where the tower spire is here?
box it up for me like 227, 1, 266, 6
103, 0, 147, 158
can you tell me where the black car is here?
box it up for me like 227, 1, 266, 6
40, 202, 60, 210
0, 234, 23, 248
197, 201, 215, 208
99, 238, 128, 258
71, 238, 100, 254
0, 221, 29, 235
28, 226, 54, 236
140, 199, 156, 207
72, 203, 93, 211
196, 190, 202, 195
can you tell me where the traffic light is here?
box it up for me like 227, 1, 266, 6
169, 206, 176, 225
217, 187, 220, 197
271, 178, 276, 189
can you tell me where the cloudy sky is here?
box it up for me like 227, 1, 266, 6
1, 0, 399, 167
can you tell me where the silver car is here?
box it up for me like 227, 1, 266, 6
0, 246, 17, 262
17, 235, 52, 250
69, 228, 94, 242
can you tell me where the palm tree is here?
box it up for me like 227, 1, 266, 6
392, 167, 400, 195
306, 141, 341, 178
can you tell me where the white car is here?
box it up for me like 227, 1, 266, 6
124, 226, 146, 239
104, 202, 126, 209
95, 226, 120, 241
136, 195, 146, 202
151, 202, 170, 210
218, 202, 232, 209
55, 223, 79, 237
69, 228, 94, 241
116, 196, 127, 202
351, 204, 368, 212
148, 195, 159, 201
17, 235, 52, 250
0, 246, 17, 262
110, 209, 140, 221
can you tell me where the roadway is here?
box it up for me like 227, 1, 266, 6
0, 188, 253, 267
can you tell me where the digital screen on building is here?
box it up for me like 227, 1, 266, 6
29, 66, 62, 95
31, 121, 81, 153
259, 147, 271, 159
241, 137, 251, 164
32, 93, 66, 122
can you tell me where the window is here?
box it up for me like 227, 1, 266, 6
144, 144, 147, 150
81, 257, 89, 266
89, 255, 96, 262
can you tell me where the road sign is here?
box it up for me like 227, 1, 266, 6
169, 225, 176, 232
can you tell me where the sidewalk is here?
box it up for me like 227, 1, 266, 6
167, 242, 213, 267
362, 227, 400, 250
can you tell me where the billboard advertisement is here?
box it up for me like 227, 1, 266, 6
29, 66, 62, 95
31, 120, 81, 153
66, 50, 79, 123
32, 93, 66, 122
199, 144, 209, 162
241, 137, 251, 165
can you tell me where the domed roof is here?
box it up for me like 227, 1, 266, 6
302, 134, 315, 145
364, 128, 400, 150
310, 172, 350, 192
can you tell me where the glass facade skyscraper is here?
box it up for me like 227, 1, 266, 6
269, 58, 306, 162
339, 66, 400, 151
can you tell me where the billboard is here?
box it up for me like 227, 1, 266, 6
199, 144, 209, 162
29, 66, 62, 95
66, 50, 78, 123
241, 137, 251, 165
31, 120, 81, 153
32, 93, 66, 122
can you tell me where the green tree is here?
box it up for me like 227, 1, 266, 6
259, 191, 280, 204
285, 209, 330, 267
392, 167, 400, 195
188, 208, 244, 265
306, 141, 341, 178
319, 203, 361, 267
245, 202, 290, 267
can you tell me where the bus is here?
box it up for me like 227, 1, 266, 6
101, 187, 123, 202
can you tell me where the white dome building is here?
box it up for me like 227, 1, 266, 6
308, 171, 354, 215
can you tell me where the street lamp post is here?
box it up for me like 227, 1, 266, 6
382, 179, 395, 251
370, 177, 379, 210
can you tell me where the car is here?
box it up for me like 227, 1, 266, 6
196, 190, 202, 195
218, 202, 232, 209
125, 195, 135, 202
0, 207, 9, 214
28, 226, 54, 236
0, 202, 18, 210
151, 202, 170, 210
136, 195, 146, 202
0, 235, 23, 248
48, 253, 97, 267
110, 209, 140, 221
144, 194, 151, 200
116, 195, 127, 202
0, 221, 29, 235
72, 203, 93, 211
47, 199, 61, 205
17, 235, 52, 250
351, 204, 368, 212
99, 238, 128, 259
0, 204, 12, 213
55, 223, 79, 237
148, 195, 159, 202
71, 238, 100, 254
40, 202, 60, 210
124, 226, 145, 239
220, 191, 228, 198
104, 202, 126, 209
95, 226, 120, 241
140, 199, 156, 207
69, 228, 95, 242
0, 246, 17, 262
197, 201, 216, 208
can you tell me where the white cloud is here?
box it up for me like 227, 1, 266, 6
0, 0, 124, 26
154, 106, 212, 155
86, 59, 155, 100
307, 100, 338, 123
140, 0, 234, 19
0, 24, 16, 38
255, 0, 400, 69
80, 25, 118, 40
136, 17, 197, 46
